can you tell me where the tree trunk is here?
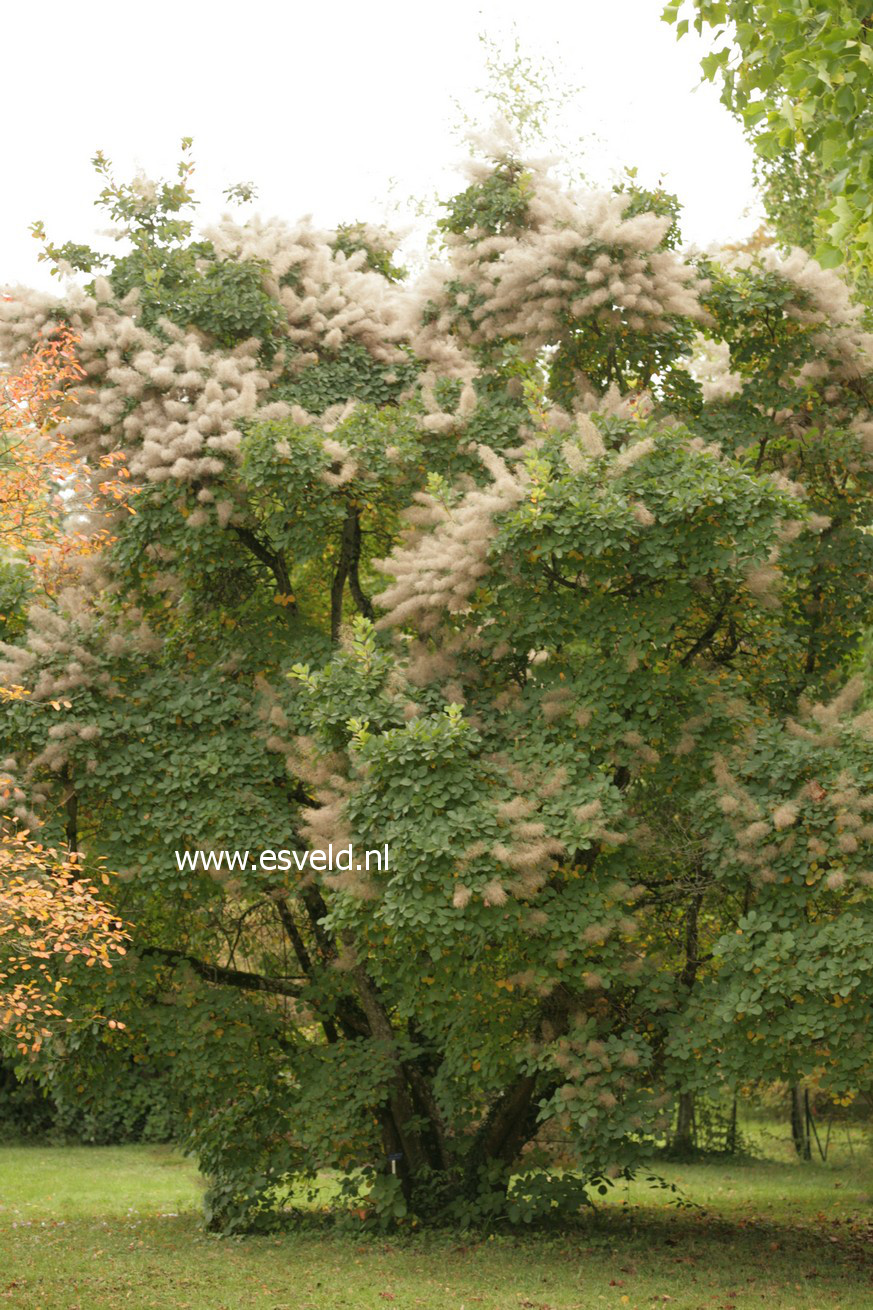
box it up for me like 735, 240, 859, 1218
790, 1083, 811, 1159
330, 508, 371, 642
727, 1093, 739, 1154
671, 891, 703, 1155
673, 1091, 696, 1154
60, 766, 78, 857
349, 961, 435, 1191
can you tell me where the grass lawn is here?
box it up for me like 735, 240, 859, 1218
0, 1131, 870, 1310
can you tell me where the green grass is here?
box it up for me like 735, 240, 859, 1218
0, 1133, 870, 1310
0, 1143, 203, 1219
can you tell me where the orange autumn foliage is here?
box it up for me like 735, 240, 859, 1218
0, 317, 136, 590
0, 823, 128, 1054
2, 325, 132, 1052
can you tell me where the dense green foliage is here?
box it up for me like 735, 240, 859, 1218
2, 137, 873, 1232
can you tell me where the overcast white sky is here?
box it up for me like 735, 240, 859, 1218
3, 0, 757, 290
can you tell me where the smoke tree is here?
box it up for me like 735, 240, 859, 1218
1, 137, 872, 1229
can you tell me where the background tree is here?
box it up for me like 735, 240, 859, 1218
1, 325, 129, 1057
664, 1, 873, 276
2, 138, 872, 1230
0, 824, 127, 1054
0, 319, 133, 643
